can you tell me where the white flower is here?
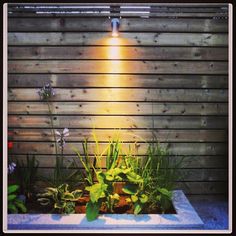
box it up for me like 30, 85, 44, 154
55, 128, 70, 148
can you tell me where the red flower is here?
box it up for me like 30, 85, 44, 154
8, 142, 13, 149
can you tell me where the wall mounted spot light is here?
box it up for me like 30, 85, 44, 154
111, 18, 120, 37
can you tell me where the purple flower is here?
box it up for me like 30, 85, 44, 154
37, 83, 55, 100
8, 162, 16, 174
55, 128, 69, 148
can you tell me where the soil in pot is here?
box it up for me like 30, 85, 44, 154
75, 195, 176, 214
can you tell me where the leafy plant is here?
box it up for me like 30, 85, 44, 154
72, 132, 183, 220
37, 183, 83, 214
73, 133, 146, 221
15, 154, 39, 199
133, 142, 184, 213
8, 184, 27, 213
83, 138, 124, 221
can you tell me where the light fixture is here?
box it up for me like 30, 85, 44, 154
111, 18, 120, 37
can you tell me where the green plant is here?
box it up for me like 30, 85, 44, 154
135, 142, 184, 213
15, 154, 39, 199
8, 184, 27, 213
73, 134, 145, 221
37, 183, 83, 214
72, 132, 183, 220
80, 138, 124, 221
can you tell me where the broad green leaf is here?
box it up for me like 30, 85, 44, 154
126, 172, 143, 183
8, 194, 17, 201
86, 201, 100, 222
131, 195, 138, 203
122, 184, 138, 195
121, 167, 131, 174
97, 171, 105, 184
140, 194, 148, 204
134, 202, 142, 215
86, 183, 107, 203
105, 175, 114, 181
111, 193, 120, 201
8, 185, 19, 194
156, 195, 161, 202
125, 197, 132, 203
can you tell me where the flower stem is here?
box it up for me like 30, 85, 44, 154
46, 101, 60, 185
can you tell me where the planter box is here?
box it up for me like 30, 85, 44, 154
7, 190, 203, 231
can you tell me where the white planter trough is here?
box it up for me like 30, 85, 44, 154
8, 190, 203, 231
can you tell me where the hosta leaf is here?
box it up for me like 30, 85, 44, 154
58, 184, 69, 193
63, 192, 74, 200
71, 189, 83, 200
126, 174, 143, 183
125, 197, 132, 203
65, 202, 75, 214
122, 184, 138, 195
111, 193, 120, 201
86, 183, 107, 203
37, 192, 53, 198
86, 201, 101, 222
45, 187, 58, 194
140, 194, 148, 204
105, 175, 114, 181
37, 198, 51, 206
8, 185, 19, 194
131, 195, 138, 203
54, 202, 66, 209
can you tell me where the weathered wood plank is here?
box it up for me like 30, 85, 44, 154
10, 164, 227, 181
175, 182, 227, 194
8, 46, 228, 60
8, 102, 228, 115
9, 154, 228, 168
9, 142, 227, 155
8, 74, 229, 89
8, 60, 228, 74
8, 129, 227, 142
8, 33, 228, 46
8, 88, 228, 102
8, 18, 228, 32
8, 115, 228, 129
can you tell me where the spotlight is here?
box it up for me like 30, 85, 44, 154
111, 18, 120, 37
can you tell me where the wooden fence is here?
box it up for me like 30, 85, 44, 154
8, 3, 228, 195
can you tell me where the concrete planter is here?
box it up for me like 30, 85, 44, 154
8, 190, 203, 231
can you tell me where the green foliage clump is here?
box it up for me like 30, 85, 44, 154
37, 183, 83, 214
72, 132, 182, 221
8, 185, 27, 213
